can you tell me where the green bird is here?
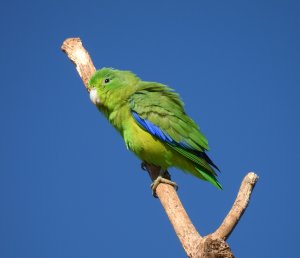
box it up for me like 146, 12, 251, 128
89, 68, 221, 194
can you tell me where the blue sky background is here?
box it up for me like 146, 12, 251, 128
1, 0, 299, 257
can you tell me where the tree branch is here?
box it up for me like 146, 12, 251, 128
61, 38, 259, 258
144, 164, 202, 257
213, 172, 259, 240
61, 38, 95, 91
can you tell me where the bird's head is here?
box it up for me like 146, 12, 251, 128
88, 68, 140, 108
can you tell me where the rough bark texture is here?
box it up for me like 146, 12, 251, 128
61, 38, 95, 91
61, 38, 259, 258
144, 164, 202, 257
213, 172, 258, 240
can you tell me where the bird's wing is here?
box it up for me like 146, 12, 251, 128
129, 83, 220, 179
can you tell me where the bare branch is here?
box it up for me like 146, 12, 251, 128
213, 172, 259, 240
144, 164, 202, 256
61, 38, 95, 91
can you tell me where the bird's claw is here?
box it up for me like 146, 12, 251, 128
150, 176, 178, 198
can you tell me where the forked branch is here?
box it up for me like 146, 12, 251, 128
61, 38, 259, 258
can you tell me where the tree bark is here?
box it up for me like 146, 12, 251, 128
61, 38, 259, 258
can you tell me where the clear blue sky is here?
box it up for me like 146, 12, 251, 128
1, 0, 299, 257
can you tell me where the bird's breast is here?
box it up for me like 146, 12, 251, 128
123, 117, 172, 168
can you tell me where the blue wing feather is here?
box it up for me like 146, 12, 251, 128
132, 111, 220, 171
132, 111, 197, 149
132, 111, 173, 144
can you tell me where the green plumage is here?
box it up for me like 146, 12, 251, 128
89, 68, 221, 189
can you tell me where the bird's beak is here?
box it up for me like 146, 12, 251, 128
89, 88, 101, 105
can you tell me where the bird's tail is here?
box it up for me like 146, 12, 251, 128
193, 152, 222, 189
167, 144, 222, 189
194, 166, 222, 190
200, 152, 220, 172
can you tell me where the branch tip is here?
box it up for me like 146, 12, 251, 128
213, 172, 259, 240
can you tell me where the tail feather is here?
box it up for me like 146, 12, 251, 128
166, 142, 222, 189
195, 166, 222, 190
199, 152, 220, 172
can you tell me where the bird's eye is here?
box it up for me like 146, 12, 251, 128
104, 78, 110, 84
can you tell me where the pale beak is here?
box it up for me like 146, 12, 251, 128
89, 88, 101, 105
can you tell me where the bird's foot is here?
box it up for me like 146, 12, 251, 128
150, 176, 178, 198
141, 164, 178, 197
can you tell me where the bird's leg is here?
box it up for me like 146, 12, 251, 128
151, 169, 178, 198
141, 161, 147, 171
141, 162, 178, 197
